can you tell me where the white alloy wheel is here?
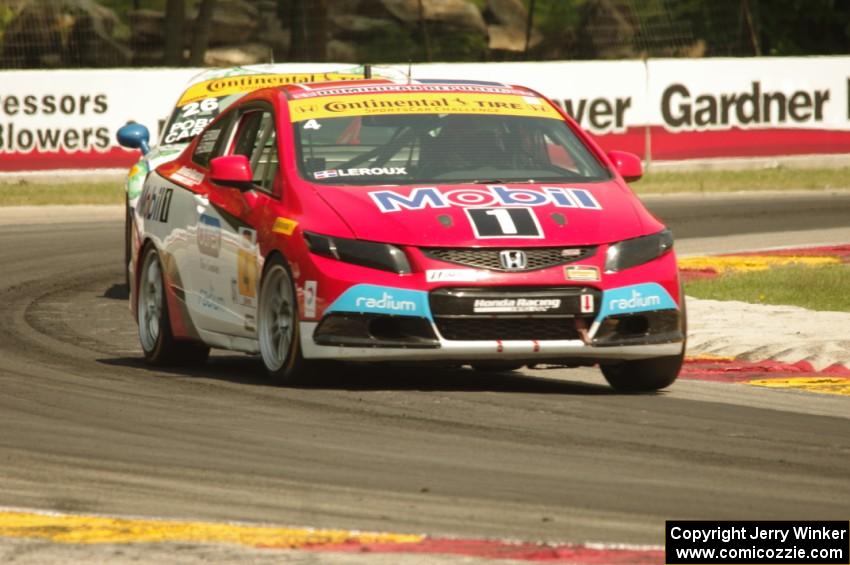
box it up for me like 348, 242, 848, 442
258, 262, 297, 373
138, 249, 164, 354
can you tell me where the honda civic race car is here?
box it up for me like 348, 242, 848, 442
130, 77, 686, 391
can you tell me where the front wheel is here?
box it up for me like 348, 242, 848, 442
137, 246, 209, 366
600, 352, 683, 392
257, 255, 306, 384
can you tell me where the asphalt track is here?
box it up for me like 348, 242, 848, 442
0, 191, 848, 548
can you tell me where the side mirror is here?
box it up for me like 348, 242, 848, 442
116, 122, 151, 155
210, 155, 254, 191
607, 150, 643, 183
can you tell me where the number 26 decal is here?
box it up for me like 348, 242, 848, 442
465, 207, 543, 239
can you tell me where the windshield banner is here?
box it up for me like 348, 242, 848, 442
289, 93, 562, 122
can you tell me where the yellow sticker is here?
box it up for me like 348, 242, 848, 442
237, 249, 258, 299
748, 376, 850, 397
178, 72, 363, 106
272, 217, 298, 236
564, 265, 600, 282
289, 92, 562, 122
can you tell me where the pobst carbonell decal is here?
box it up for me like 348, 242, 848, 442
289, 92, 561, 122
369, 186, 602, 213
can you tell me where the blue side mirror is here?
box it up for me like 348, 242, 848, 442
116, 122, 151, 155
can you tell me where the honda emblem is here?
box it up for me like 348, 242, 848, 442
499, 250, 527, 270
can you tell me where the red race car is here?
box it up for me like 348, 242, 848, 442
131, 77, 685, 391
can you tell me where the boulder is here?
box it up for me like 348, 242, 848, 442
487, 23, 541, 52
575, 0, 639, 59
0, 0, 130, 68
203, 42, 271, 66
486, 0, 526, 29
205, 0, 259, 46
330, 14, 397, 38
327, 39, 359, 62
376, 0, 486, 34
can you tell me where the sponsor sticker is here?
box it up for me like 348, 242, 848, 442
197, 214, 221, 257
596, 283, 678, 319
272, 217, 298, 236
425, 269, 490, 283
369, 186, 601, 213
580, 294, 595, 313
236, 228, 258, 306
565, 265, 600, 282
303, 280, 317, 318
289, 93, 561, 122
314, 166, 407, 179
326, 284, 432, 319
140, 185, 173, 223
472, 298, 562, 314
465, 207, 543, 239
171, 166, 204, 187
178, 72, 363, 106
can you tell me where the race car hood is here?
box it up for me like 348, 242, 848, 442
312, 182, 662, 247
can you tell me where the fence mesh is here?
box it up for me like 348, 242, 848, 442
0, 0, 844, 70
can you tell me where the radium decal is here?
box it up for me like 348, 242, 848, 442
369, 186, 601, 213
596, 283, 678, 319
326, 284, 432, 320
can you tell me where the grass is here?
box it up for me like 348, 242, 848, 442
0, 181, 122, 206
685, 263, 850, 312
1, 166, 850, 206
633, 167, 850, 194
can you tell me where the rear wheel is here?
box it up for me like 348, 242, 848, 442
600, 352, 683, 392
137, 246, 209, 366
257, 256, 306, 384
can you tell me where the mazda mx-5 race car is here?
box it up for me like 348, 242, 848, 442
130, 77, 686, 391
117, 64, 376, 283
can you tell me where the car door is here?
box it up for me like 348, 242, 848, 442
185, 105, 281, 339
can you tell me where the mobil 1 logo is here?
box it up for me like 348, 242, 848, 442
466, 207, 543, 239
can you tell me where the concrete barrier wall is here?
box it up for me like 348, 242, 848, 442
1, 57, 848, 173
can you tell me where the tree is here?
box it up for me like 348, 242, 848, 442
163, 0, 185, 65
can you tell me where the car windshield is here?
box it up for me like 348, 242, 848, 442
293, 112, 610, 185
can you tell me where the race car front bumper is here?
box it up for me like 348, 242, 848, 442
300, 320, 683, 362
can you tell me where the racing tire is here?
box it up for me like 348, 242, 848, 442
600, 297, 688, 393
137, 245, 210, 366
257, 255, 307, 385
124, 196, 131, 289
600, 352, 683, 392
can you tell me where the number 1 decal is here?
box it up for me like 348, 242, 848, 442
465, 207, 543, 239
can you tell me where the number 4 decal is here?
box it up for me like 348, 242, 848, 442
465, 207, 543, 239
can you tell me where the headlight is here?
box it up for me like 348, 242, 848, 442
604, 229, 673, 272
304, 232, 412, 274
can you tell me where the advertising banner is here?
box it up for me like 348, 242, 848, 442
646, 57, 850, 160
1, 57, 848, 173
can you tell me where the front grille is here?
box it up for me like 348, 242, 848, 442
435, 317, 583, 341
422, 246, 596, 272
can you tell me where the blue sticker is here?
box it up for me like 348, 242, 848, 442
326, 284, 432, 320
597, 283, 677, 320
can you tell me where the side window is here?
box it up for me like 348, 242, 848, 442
231, 110, 279, 194
192, 111, 235, 168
